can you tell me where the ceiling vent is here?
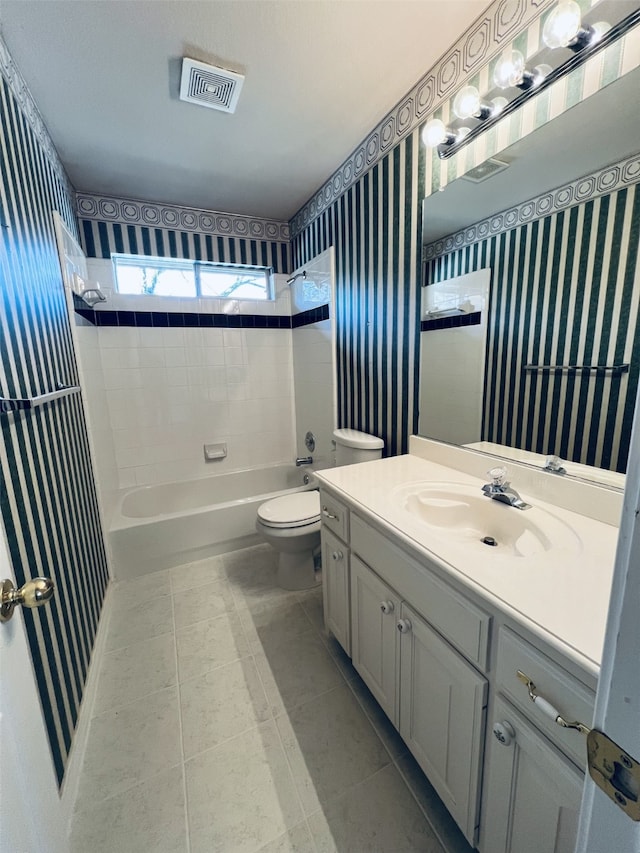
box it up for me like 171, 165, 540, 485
179, 58, 244, 114
460, 158, 510, 184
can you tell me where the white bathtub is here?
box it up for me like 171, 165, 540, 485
109, 464, 313, 579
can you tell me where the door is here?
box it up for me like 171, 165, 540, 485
0, 522, 68, 853
399, 603, 487, 847
350, 556, 400, 725
321, 527, 351, 655
482, 695, 582, 853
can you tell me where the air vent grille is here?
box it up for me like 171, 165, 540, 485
179, 58, 244, 114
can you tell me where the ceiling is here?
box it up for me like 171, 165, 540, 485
0, 0, 487, 221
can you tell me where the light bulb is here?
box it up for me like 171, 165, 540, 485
453, 86, 481, 119
422, 119, 449, 148
543, 1, 582, 49
491, 97, 508, 116
493, 50, 526, 89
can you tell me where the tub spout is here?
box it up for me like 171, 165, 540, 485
296, 456, 313, 466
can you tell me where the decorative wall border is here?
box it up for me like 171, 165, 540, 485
0, 33, 75, 200
76, 192, 290, 243
290, 0, 554, 236
424, 151, 640, 260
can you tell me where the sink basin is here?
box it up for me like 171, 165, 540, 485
392, 481, 581, 558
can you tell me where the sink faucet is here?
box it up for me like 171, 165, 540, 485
481, 467, 531, 510
543, 455, 566, 475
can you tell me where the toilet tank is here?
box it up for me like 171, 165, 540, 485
333, 428, 384, 466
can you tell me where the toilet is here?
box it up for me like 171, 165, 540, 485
256, 429, 384, 590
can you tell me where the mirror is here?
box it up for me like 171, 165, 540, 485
419, 64, 640, 488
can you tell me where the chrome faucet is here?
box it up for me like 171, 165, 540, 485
296, 456, 313, 467
481, 467, 531, 510
543, 455, 566, 475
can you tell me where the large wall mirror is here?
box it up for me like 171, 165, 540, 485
419, 63, 640, 488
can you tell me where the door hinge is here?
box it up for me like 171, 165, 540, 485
587, 729, 640, 821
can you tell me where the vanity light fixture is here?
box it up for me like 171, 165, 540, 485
422, 1, 639, 160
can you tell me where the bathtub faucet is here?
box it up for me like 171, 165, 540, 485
296, 456, 313, 466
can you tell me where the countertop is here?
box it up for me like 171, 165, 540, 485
315, 453, 620, 678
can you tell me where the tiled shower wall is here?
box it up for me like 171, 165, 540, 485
0, 35, 109, 785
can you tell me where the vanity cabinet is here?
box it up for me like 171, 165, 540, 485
320, 492, 351, 655
481, 695, 582, 853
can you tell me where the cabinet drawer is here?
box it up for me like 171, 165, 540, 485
351, 514, 490, 670
319, 489, 349, 541
496, 628, 595, 769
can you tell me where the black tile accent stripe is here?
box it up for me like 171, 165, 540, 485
291, 303, 330, 328
74, 307, 293, 329
0, 64, 109, 786
421, 311, 482, 332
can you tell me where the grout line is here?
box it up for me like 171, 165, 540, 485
170, 584, 191, 853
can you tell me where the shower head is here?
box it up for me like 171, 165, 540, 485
286, 271, 306, 285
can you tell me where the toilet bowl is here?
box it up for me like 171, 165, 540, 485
256, 491, 321, 590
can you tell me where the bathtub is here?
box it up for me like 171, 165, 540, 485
109, 464, 313, 579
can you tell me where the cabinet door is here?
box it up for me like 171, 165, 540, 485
321, 527, 351, 656
350, 556, 400, 725
399, 604, 487, 847
481, 695, 582, 853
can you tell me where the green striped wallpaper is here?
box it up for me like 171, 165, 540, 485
427, 184, 640, 473
0, 43, 109, 785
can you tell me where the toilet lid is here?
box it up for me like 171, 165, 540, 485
257, 491, 321, 528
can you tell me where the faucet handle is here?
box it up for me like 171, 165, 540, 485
487, 466, 508, 486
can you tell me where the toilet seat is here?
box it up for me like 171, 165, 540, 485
257, 491, 321, 529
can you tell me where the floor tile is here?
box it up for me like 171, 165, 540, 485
322, 633, 359, 682
109, 569, 171, 609
256, 822, 316, 853
173, 578, 235, 628
275, 684, 391, 816
180, 657, 271, 759
170, 555, 226, 591
396, 752, 474, 853
186, 721, 303, 853
254, 629, 343, 715
70, 764, 187, 853
238, 596, 314, 652
296, 586, 325, 633
93, 632, 177, 716
75, 686, 181, 808
348, 671, 408, 761
307, 764, 446, 853
176, 610, 250, 682
104, 593, 173, 652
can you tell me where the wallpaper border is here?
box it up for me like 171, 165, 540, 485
0, 33, 75, 200
290, 0, 554, 237
76, 192, 290, 243
424, 151, 640, 259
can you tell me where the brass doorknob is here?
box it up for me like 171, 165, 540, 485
0, 577, 55, 622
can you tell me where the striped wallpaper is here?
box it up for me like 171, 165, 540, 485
427, 184, 640, 473
0, 51, 109, 785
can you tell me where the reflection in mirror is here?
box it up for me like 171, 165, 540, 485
419, 66, 640, 486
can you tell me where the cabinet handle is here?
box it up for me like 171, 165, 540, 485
516, 670, 591, 736
322, 507, 338, 520
493, 720, 516, 747
397, 618, 412, 634
331, 550, 343, 561
380, 600, 395, 614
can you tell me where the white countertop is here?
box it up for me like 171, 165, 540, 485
316, 454, 619, 677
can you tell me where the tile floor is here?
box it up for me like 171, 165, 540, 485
70, 544, 474, 853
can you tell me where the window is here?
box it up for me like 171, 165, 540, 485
112, 254, 273, 300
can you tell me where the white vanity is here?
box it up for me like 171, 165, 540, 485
316, 437, 621, 852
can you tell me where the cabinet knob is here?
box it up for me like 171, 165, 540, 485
493, 720, 516, 747
331, 550, 343, 561
397, 618, 412, 634
380, 600, 395, 614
